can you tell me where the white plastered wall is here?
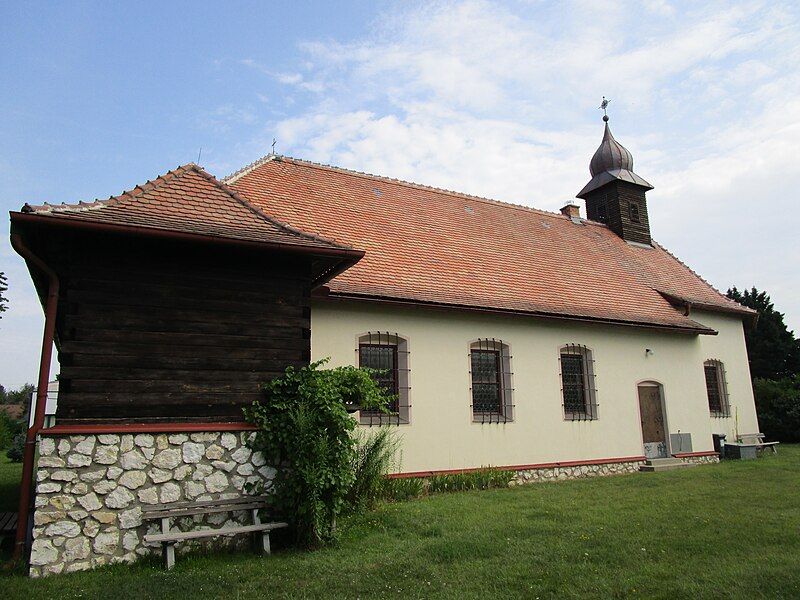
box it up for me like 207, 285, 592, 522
311, 300, 758, 473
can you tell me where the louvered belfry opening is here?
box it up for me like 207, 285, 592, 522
559, 344, 598, 421
469, 338, 514, 424
357, 331, 411, 425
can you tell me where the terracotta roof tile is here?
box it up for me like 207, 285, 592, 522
20, 163, 354, 253
227, 155, 753, 332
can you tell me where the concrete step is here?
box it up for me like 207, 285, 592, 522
644, 457, 683, 467
639, 459, 696, 473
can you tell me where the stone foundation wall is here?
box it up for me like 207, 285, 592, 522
30, 431, 273, 578
510, 459, 644, 485
678, 454, 720, 465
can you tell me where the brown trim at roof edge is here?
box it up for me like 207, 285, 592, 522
313, 289, 719, 335
657, 290, 758, 327
10, 211, 364, 288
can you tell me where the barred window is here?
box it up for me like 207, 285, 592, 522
469, 339, 513, 423
559, 344, 598, 420
704, 359, 730, 417
357, 332, 410, 425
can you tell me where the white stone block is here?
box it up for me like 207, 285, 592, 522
94, 445, 119, 465
220, 433, 237, 450
182, 442, 205, 464
105, 486, 135, 509
134, 434, 154, 448
152, 448, 181, 470
74, 437, 96, 455
67, 453, 92, 468
77, 492, 102, 512
119, 470, 147, 490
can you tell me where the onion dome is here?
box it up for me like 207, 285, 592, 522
577, 116, 652, 199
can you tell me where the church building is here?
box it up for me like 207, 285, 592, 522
11, 114, 758, 575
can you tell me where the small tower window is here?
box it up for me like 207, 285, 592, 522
629, 201, 641, 223
596, 199, 607, 223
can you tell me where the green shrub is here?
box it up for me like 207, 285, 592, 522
244, 360, 391, 548
753, 377, 800, 442
426, 468, 516, 494
0, 411, 25, 449
379, 477, 425, 502
347, 427, 399, 512
7, 432, 25, 462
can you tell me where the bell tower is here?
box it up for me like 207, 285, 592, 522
577, 105, 653, 246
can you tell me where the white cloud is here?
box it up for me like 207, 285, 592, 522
232, 0, 800, 329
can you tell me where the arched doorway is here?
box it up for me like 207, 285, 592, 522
638, 382, 668, 459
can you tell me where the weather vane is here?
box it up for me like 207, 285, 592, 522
271, 138, 277, 155
599, 96, 610, 122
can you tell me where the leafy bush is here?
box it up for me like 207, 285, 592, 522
7, 433, 25, 462
753, 377, 800, 443
244, 360, 391, 548
0, 411, 25, 450
379, 468, 516, 502
426, 468, 516, 494
347, 427, 399, 512
379, 477, 425, 502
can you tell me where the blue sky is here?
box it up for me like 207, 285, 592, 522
1, 0, 799, 389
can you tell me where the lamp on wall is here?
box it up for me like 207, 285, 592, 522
645, 348, 655, 357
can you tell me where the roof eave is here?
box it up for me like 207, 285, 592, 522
9, 210, 366, 263
315, 290, 718, 335
577, 170, 654, 199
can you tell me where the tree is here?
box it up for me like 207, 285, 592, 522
727, 287, 800, 380
0, 271, 8, 318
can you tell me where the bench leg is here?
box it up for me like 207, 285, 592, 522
251, 508, 271, 555
160, 517, 176, 569
163, 542, 176, 570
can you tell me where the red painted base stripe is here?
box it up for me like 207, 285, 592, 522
41, 422, 258, 436
388, 455, 647, 479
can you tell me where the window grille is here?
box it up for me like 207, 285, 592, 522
559, 344, 598, 421
704, 359, 730, 418
469, 338, 514, 424
357, 332, 410, 425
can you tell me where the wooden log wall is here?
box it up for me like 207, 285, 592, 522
44, 232, 312, 423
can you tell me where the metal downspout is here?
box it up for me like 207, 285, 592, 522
10, 233, 59, 564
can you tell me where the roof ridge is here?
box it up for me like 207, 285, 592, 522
22, 165, 194, 214
225, 153, 604, 226
192, 164, 354, 250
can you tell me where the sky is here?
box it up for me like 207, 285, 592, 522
1, 0, 799, 389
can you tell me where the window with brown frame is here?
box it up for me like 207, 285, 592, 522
357, 332, 410, 425
559, 344, 598, 420
704, 359, 730, 417
469, 339, 513, 423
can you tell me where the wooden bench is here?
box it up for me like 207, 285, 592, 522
737, 433, 779, 454
143, 495, 288, 569
0, 512, 17, 540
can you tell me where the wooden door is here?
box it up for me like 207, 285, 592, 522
638, 385, 667, 459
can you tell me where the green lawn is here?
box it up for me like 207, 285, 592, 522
2, 447, 799, 599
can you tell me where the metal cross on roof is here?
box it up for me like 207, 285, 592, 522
271, 138, 277, 155
599, 97, 610, 120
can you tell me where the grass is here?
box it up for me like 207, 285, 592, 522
2, 447, 799, 599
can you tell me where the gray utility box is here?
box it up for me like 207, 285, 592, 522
725, 444, 758, 460
669, 432, 692, 454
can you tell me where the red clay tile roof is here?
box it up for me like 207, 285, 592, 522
19, 163, 357, 255
226, 155, 754, 333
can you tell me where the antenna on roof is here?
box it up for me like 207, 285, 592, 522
271, 138, 277, 155
599, 96, 610, 122
197, 147, 202, 164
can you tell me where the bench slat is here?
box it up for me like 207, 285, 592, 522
145, 495, 271, 512
144, 522, 288, 544
143, 502, 270, 520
